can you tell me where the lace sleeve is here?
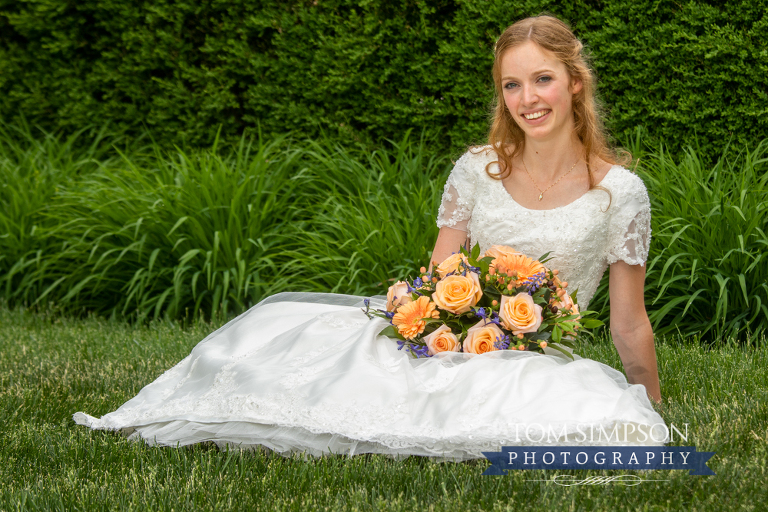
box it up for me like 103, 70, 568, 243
606, 173, 652, 266
436, 153, 477, 232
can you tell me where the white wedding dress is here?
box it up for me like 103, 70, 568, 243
74, 147, 665, 460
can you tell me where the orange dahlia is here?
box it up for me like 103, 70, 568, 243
392, 295, 440, 339
491, 253, 545, 286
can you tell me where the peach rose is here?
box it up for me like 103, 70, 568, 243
392, 295, 440, 339
435, 253, 468, 279
423, 324, 460, 355
386, 280, 412, 312
482, 245, 519, 260
499, 293, 543, 335
463, 319, 504, 354
432, 272, 483, 314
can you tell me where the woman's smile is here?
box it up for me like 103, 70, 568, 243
522, 109, 551, 121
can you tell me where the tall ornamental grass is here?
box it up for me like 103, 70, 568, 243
30, 135, 313, 321
282, 137, 447, 295
641, 141, 768, 341
0, 122, 137, 303
0, 126, 450, 321
1, 124, 767, 341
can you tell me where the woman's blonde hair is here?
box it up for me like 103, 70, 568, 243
483, 15, 627, 192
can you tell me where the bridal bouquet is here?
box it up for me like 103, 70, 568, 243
363, 244, 603, 359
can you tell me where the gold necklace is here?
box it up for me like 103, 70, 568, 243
521, 157, 580, 201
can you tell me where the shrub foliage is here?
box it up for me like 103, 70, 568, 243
0, 1, 766, 159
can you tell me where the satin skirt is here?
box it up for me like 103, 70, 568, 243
74, 292, 667, 460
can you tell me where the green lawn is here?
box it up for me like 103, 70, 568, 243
1, 305, 765, 511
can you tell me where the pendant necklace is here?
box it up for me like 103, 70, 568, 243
521, 157, 580, 201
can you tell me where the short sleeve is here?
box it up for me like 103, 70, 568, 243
436, 152, 477, 232
606, 173, 652, 266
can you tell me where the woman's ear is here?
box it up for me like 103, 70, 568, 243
571, 78, 584, 94
571, 77, 583, 95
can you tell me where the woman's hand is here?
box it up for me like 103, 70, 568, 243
608, 261, 662, 403
430, 227, 470, 270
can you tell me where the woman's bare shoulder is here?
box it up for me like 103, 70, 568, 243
463, 144, 499, 162
590, 157, 614, 182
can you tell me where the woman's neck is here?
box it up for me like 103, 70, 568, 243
521, 134, 584, 183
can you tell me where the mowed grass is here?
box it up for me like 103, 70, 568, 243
1, 305, 766, 511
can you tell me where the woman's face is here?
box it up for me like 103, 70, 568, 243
499, 41, 582, 143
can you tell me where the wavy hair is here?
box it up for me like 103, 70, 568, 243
482, 15, 627, 197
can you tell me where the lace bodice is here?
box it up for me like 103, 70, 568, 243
436, 147, 652, 309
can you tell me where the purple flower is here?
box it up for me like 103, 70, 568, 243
485, 310, 502, 326
494, 334, 511, 350
410, 344, 432, 358
523, 271, 547, 294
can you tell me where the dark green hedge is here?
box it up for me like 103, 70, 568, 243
1, 1, 766, 158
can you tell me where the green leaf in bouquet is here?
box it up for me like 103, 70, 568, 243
552, 325, 562, 343
537, 321, 549, 332
380, 325, 405, 340
482, 285, 501, 302
576, 327, 598, 339
537, 251, 554, 264
547, 342, 575, 360
477, 257, 492, 275
470, 242, 481, 261
580, 318, 605, 329
571, 288, 580, 305
559, 338, 576, 348
531, 331, 551, 341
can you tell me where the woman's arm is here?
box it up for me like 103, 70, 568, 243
608, 260, 662, 403
430, 227, 470, 270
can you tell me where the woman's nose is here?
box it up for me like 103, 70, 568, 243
522, 84, 538, 105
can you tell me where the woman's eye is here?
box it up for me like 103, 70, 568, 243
537, 75, 552, 83
504, 82, 518, 90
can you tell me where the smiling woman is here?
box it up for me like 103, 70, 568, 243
75, 14, 663, 459
478, 16, 621, 211
431, 15, 659, 402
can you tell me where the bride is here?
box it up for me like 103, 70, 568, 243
74, 15, 664, 459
